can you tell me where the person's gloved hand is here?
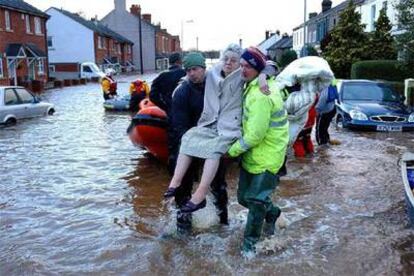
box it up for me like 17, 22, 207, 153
258, 73, 270, 95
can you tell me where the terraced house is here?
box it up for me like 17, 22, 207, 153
0, 0, 49, 88
46, 7, 134, 78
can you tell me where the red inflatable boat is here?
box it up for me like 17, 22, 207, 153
127, 100, 169, 163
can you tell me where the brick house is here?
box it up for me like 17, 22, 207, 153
144, 14, 181, 70
0, 0, 49, 87
102, 0, 181, 72
46, 7, 133, 79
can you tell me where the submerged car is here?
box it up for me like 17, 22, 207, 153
335, 80, 414, 132
0, 86, 55, 125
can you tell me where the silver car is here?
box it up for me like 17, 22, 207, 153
0, 86, 55, 125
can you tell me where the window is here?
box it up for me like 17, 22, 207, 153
127, 45, 131, 54
0, 58, 3, 78
82, 65, 92, 72
29, 62, 35, 80
25, 14, 31, 33
47, 36, 53, 47
34, 17, 42, 34
15, 88, 35, 104
98, 36, 103, 49
38, 59, 44, 74
371, 5, 376, 31
5, 10, 11, 31
4, 89, 19, 105
117, 43, 121, 54
49, 65, 55, 72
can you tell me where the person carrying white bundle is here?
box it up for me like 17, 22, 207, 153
276, 56, 334, 146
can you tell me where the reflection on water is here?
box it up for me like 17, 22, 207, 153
1, 76, 414, 274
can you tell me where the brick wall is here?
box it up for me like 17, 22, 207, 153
53, 63, 79, 72
94, 33, 133, 66
0, 8, 48, 83
155, 31, 181, 56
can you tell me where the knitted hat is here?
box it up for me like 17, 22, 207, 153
240, 47, 266, 72
183, 52, 206, 70
169, 52, 182, 64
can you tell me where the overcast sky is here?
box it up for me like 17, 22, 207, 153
26, 0, 342, 51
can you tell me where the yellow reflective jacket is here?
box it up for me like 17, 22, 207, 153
228, 77, 289, 174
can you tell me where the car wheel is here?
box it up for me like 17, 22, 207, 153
5, 118, 17, 126
48, 109, 55, 115
336, 114, 344, 129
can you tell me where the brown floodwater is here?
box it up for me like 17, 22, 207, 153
1, 75, 414, 275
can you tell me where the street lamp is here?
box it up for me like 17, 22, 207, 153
302, 0, 308, 57
181, 19, 194, 51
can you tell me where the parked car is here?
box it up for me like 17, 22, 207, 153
335, 80, 414, 131
0, 86, 55, 125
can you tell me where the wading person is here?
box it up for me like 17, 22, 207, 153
164, 45, 276, 214
227, 47, 289, 257
149, 52, 186, 174
150, 52, 186, 117
315, 80, 339, 146
168, 52, 229, 234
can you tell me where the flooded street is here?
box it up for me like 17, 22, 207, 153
1, 75, 414, 275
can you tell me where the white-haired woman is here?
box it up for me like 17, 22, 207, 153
165, 44, 276, 213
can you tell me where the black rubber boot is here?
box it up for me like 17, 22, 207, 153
176, 210, 192, 236
263, 207, 281, 237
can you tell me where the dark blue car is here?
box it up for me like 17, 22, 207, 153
335, 80, 414, 131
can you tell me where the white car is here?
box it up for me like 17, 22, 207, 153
0, 86, 55, 125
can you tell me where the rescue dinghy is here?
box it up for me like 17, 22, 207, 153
103, 95, 130, 111
127, 101, 168, 163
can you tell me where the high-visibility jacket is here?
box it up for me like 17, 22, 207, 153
228, 77, 289, 174
129, 79, 150, 97
101, 76, 117, 93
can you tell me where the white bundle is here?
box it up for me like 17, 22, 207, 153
276, 56, 334, 146
276, 56, 334, 93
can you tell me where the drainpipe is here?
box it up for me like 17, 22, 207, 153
138, 10, 144, 75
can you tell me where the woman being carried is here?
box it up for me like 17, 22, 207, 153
164, 45, 275, 213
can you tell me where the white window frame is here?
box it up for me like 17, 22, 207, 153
34, 17, 42, 34
38, 59, 44, 74
25, 14, 31, 34
371, 4, 376, 31
0, 58, 4, 78
127, 45, 131, 54
5, 10, 11, 31
98, 36, 103, 49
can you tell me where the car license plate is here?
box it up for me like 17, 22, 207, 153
376, 125, 402, 132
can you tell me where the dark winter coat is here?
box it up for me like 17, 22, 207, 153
149, 65, 186, 115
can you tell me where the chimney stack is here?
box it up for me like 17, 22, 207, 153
309, 12, 318, 19
130, 4, 141, 16
322, 0, 332, 13
265, 30, 270, 39
114, 0, 126, 11
142, 13, 151, 23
